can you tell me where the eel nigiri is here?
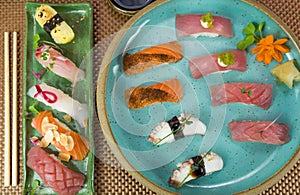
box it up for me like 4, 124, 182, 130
228, 120, 290, 145
35, 4, 75, 44
125, 78, 183, 109
176, 13, 233, 38
36, 45, 85, 85
27, 146, 85, 195
148, 113, 206, 145
169, 152, 223, 188
27, 82, 88, 127
190, 49, 247, 79
210, 82, 273, 110
123, 41, 183, 75
32, 110, 89, 161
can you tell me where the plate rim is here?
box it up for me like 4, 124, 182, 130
96, 0, 300, 194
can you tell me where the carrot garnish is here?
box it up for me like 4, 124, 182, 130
252, 35, 290, 65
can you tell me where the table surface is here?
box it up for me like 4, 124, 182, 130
0, 0, 299, 194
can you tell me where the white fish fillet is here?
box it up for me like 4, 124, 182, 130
27, 82, 88, 128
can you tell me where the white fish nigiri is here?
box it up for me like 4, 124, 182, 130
148, 113, 206, 145
27, 82, 88, 127
36, 45, 85, 86
169, 152, 223, 188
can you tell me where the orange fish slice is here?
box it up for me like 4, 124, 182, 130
32, 110, 89, 161
123, 41, 183, 75
125, 78, 183, 109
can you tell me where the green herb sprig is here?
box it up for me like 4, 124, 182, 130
154, 115, 193, 146
33, 34, 63, 53
237, 22, 264, 50
177, 149, 212, 189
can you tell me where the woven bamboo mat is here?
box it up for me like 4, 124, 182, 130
0, 0, 299, 194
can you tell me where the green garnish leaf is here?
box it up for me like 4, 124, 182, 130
237, 22, 265, 50
241, 88, 246, 93
201, 13, 214, 28
49, 63, 54, 69
247, 90, 252, 97
218, 52, 235, 66
258, 22, 265, 39
29, 102, 40, 115
243, 23, 255, 35
31, 179, 40, 189
33, 34, 40, 50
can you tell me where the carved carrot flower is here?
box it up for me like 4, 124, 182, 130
252, 34, 290, 65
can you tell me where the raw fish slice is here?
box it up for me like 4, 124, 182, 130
27, 146, 85, 195
148, 113, 206, 145
228, 120, 290, 145
176, 14, 233, 38
169, 152, 223, 188
123, 41, 183, 75
210, 82, 272, 109
27, 82, 88, 127
125, 78, 183, 109
36, 45, 85, 85
190, 49, 247, 79
32, 110, 89, 161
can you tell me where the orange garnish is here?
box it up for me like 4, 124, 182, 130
252, 35, 290, 65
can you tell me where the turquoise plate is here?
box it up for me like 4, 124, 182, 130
23, 2, 94, 194
97, 0, 300, 194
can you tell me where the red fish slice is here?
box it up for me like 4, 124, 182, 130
190, 49, 247, 79
210, 82, 273, 109
176, 14, 233, 38
228, 120, 290, 145
27, 146, 85, 195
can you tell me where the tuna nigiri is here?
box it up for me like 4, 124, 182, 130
210, 82, 272, 109
27, 146, 85, 195
148, 113, 206, 145
169, 152, 223, 188
36, 45, 85, 86
176, 13, 233, 38
32, 110, 89, 161
27, 82, 88, 127
125, 78, 183, 109
228, 120, 290, 145
190, 49, 247, 79
123, 41, 183, 75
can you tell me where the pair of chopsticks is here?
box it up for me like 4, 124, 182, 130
4, 32, 18, 187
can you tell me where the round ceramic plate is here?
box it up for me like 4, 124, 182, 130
97, 0, 300, 194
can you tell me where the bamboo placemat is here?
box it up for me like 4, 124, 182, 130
0, 0, 299, 194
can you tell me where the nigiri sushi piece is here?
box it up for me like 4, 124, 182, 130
210, 82, 273, 110
125, 78, 183, 109
32, 110, 89, 161
169, 152, 223, 188
36, 45, 85, 86
271, 60, 300, 88
228, 120, 290, 145
35, 4, 75, 44
148, 113, 206, 145
190, 49, 247, 79
27, 146, 85, 195
123, 41, 183, 75
176, 13, 233, 38
27, 82, 88, 127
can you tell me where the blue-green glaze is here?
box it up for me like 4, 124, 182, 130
104, 0, 300, 194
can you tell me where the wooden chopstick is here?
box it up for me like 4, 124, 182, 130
4, 32, 11, 187
12, 31, 18, 186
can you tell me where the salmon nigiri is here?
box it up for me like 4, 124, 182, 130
123, 41, 183, 75
32, 110, 89, 161
125, 78, 183, 109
